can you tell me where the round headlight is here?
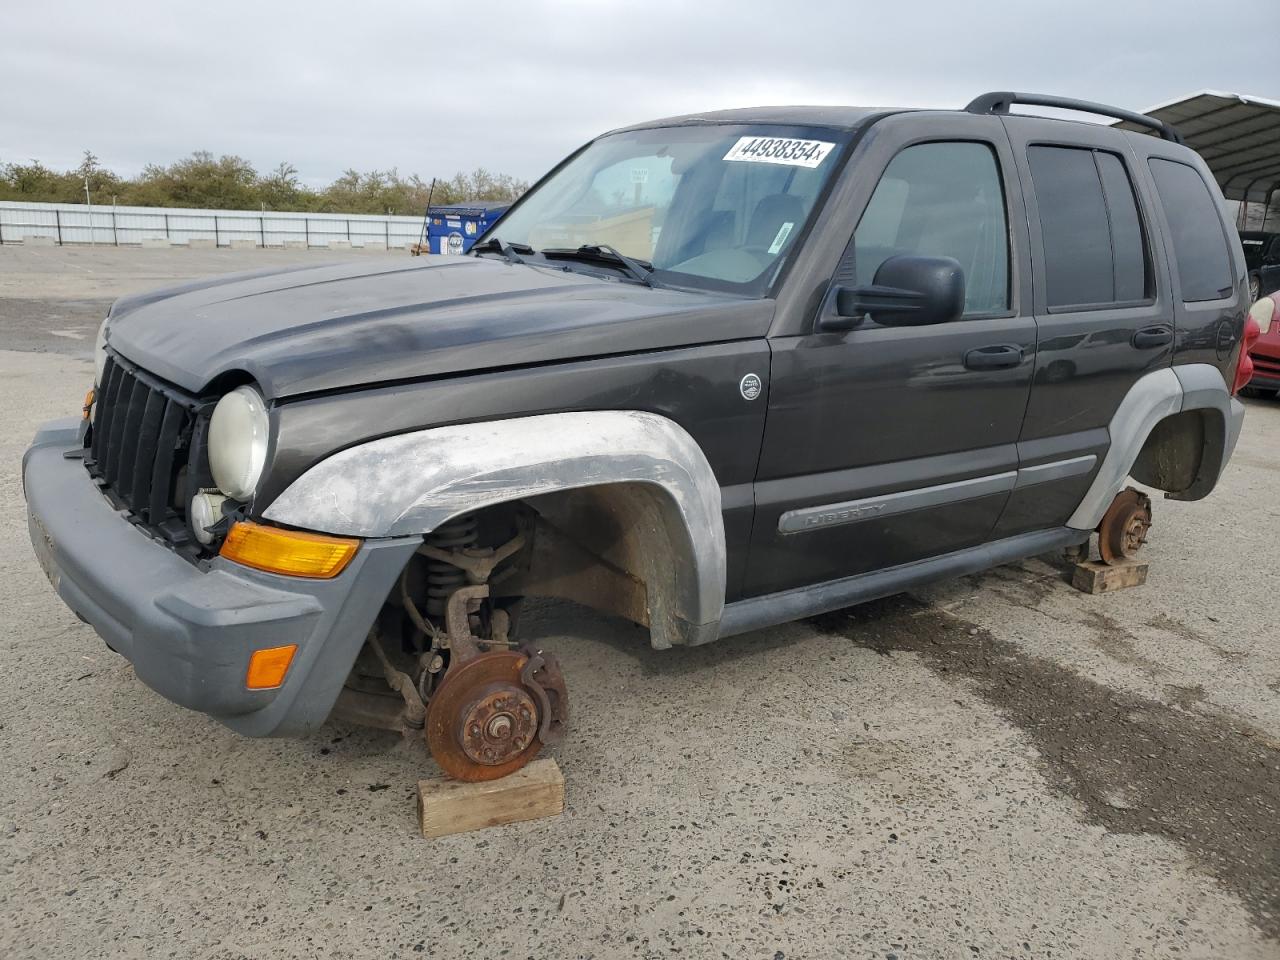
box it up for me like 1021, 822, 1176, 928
208, 385, 270, 500
94, 318, 109, 386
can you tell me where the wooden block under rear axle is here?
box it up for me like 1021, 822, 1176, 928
1071, 559, 1149, 595
417, 757, 564, 839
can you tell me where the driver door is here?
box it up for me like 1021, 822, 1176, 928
744, 116, 1036, 597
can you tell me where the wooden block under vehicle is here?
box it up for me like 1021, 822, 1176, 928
417, 757, 564, 839
1071, 559, 1148, 594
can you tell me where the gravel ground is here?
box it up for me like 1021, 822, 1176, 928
1, 246, 1278, 959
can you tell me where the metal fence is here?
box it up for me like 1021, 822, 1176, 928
0, 201, 426, 249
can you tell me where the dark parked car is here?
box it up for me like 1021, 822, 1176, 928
1240, 230, 1280, 301
24, 92, 1254, 782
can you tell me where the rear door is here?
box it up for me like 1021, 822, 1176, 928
745, 113, 1037, 597
993, 118, 1176, 537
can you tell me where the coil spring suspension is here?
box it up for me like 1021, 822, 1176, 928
423, 515, 479, 616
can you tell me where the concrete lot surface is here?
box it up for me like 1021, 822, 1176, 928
1, 247, 1278, 959
0, 244, 400, 355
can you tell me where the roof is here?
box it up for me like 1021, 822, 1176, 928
1113, 91, 1280, 202
611, 105, 890, 135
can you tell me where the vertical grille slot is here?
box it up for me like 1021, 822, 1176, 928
90, 357, 124, 468
148, 401, 188, 523
104, 372, 141, 482
128, 390, 169, 515
86, 351, 200, 545
112, 377, 150, 493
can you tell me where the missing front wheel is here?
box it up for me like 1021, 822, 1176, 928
333, 507, 569, 781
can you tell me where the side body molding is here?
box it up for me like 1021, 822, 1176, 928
1067, 364, 1244, 530
263, 411, 727, 642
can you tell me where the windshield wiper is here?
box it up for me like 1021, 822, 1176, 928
540, 244, 657, 287
471, 236, 534, 264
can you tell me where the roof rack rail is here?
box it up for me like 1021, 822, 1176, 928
964, 91, 1185, 144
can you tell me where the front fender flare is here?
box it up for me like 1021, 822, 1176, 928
263, 411, 727, 640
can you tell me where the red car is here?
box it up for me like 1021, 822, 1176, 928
1244, 295, 1280, 396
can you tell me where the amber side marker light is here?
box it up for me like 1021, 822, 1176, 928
82, 387, 95, 421
220, 521, 360, 579
246, 644, 298, 690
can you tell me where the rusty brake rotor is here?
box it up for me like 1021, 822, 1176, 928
425, 650, 543, 782
1097, 487, 1152, 565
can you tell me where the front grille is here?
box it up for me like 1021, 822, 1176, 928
1251, 352, 1280, 377
86, 353, 203, 545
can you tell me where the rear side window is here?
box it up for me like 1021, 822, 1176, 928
1096, 154, 1148, 303
1148, 158, 1234, 302
1028, 146, 1151, 309
854, 141, 1009, 315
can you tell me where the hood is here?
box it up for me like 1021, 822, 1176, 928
106, 256, 773, 398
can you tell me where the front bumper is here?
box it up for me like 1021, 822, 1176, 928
1247, 372, 1280, 391
22, 418, 418, 737
1249, 340, 1280, 390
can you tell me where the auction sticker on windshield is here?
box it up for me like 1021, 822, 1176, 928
723, 136, 835, 168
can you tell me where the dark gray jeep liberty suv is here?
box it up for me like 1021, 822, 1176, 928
24, 92, 1257, 781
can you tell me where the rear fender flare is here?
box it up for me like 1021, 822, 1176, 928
1068, 364, 1242, 529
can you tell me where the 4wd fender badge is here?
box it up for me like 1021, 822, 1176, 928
740, 373, 763, 401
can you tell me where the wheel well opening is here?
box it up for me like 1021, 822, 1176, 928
364, 480, 709, 679
1129, 408, 1223, 500
502, 482, 697, 650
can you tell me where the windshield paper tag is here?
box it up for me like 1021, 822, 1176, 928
768, 222, 794, 255
723, 136, 835, 168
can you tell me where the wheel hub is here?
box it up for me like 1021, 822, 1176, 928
425, 650, 544, 781
1098, 487, 1152, 565
459, 684, 538, 766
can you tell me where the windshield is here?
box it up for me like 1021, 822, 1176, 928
482, 123, 851, 295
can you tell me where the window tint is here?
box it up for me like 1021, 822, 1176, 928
1148, 158, 1234, 302
854, 141, 1009, 315
1029, 147, 1112, 306
1096, 153, 1149, 302
1028, 146, 1150, 308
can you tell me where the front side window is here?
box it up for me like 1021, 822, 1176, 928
1148, 158, 1234, 302
853, 141, 1010, 315
1028, 146, 1151, 309
485, 124, 851, 295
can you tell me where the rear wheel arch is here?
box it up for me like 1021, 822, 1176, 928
1129, 406, 1225, 501
1068, 364, 1241, 528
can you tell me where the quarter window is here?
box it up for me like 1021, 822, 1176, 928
1148, 158, 1235, 303
854, 141, 1010, 316
1028, 146, 1151, 309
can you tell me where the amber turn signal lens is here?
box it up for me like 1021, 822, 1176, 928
219, 521, 359, 579
82, 387, 95, 421
246, 643, 298, 690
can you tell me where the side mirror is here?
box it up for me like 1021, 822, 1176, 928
823, 255, 966, 330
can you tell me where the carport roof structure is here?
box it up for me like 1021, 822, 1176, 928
1114, 90, 1280, 204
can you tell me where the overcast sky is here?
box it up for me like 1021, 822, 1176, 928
3, 0, 1270, 186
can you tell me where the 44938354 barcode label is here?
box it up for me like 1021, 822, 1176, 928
723, 136, 836, 168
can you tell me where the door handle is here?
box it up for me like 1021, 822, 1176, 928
1132, 325, 1173, 349
964, 344, 1024, 370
